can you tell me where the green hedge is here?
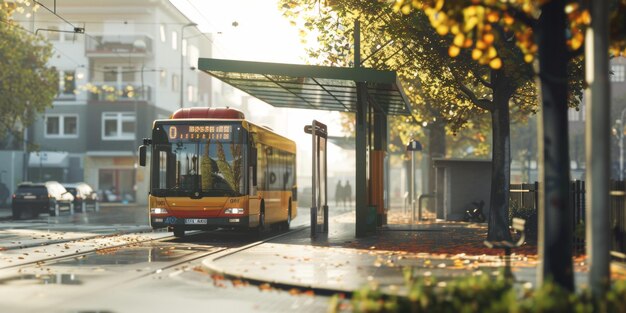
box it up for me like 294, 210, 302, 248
329, 270, 626, 313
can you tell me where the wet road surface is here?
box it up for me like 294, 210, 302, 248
0, 205, 329, 313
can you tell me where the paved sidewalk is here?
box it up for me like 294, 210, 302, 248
202, 210, 600, 295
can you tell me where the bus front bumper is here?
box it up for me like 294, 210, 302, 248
150, 216, 250, 229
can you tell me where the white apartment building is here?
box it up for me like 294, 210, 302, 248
6, 0, 240, 204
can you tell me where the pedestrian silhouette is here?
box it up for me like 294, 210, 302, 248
344, 181, 352, 206
335, 180, 344, 207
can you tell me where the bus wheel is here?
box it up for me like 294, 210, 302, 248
253, 207, 266, 237
173, 228, 185, 238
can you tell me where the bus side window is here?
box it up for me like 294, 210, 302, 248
257, 145, 266, 190
158, 151, 167, 189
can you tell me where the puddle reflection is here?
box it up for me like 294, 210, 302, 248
0, 273, 82, 285
55, 246, 196, 266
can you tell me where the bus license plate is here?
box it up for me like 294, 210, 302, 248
185, 219, 207, 225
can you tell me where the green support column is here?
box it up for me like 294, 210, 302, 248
372, 111, 387, 226
354, 20, 369, 237
356, 82, 368, 237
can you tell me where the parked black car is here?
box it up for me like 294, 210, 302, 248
62, 183, 99, 212
11, 181, 74, 219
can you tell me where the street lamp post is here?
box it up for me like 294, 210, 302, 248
180, 23, 197, 109
406, 139, 422, 224
620, 108, 626, 180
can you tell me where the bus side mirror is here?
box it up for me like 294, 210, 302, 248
138, 145, 147, 167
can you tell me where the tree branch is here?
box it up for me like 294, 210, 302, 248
471, 70, 493, 89
450, 69, 494, 111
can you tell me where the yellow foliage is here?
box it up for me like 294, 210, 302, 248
472, 48, 483, 60
489, 58, 502, 69
401, 4, 412, 15
453, 33, 465, 46
483, 32, 494, 45
476, 40, 486, 50
524, 54, 534, 63
436, 24, 449, 35
448, 45, 460, 57
486, 11, 499, 23
487, 46, 497, 58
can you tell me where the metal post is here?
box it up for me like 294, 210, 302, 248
411, 150, 415, 225
619, 108, 626, 180
585, 0, 611, 297
311, 122, 318, 238
323, 130, 329, 233
180, 23, 197, 109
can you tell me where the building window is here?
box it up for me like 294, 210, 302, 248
121, 66, 135, 82
187, 84, 195, 103
160, 70, 167, 87
172, 31, 178, 50
188, 45, 199, 67
160, 24, 166, 43
611, 65, 625, 82
102, 112, 135, 140
58, 71, 76, 97
45, 114, 78, 137
103, 66, 117, 83
172, 74, 179, 92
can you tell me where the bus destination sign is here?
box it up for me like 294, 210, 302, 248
166, 125, 232, 141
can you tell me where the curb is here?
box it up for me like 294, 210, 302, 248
201, 226, 355, 297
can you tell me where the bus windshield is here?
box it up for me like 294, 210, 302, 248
151, 123, 246, 198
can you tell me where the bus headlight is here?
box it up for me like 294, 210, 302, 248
150, 208, 168, 214
224, 208, 245, 215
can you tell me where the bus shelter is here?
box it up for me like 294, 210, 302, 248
197, 57, 411, 237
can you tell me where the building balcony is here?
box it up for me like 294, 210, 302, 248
86, 83, 151, 102
55, 91, 77, 101
85, 35, 152, 57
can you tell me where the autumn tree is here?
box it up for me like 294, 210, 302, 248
280, 0, 583, 242
389, 0, 625, 292
0, 2, 57, 149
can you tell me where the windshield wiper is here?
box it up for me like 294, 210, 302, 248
204, 189, 238, 197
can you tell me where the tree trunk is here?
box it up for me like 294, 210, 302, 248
536, 0, 574, 291
487, 77, 513, 241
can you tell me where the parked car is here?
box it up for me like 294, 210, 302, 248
62, 182, 99, 212
11, 181, 74, 219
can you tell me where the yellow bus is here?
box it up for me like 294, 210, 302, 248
138, 107, 297, 237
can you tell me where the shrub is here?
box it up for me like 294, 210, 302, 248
330, 271, 626, 313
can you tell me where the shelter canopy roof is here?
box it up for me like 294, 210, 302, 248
198, 58, 411, 115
